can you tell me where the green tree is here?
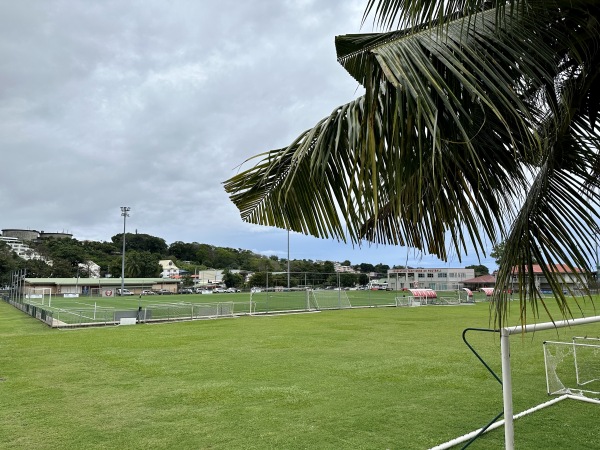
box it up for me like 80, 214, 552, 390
490, 242, 507, 269
321, 261, 335, 274
112, 233, 167, 255
224, 1, 600, 327
357, 273, 369, 286
182, 273, 193, 287
34, 238, 88, 272
196, 244, 216, 267
125, 251, 161, 278
466, 265, 490, 278
23, 259, 53, 278
50, 259, 77, 277
373, 264, 390, 274
168, 241, 199, 262
358, 263, 375, 273
248, 271, 267, 287
0, 242, 21, 284
339, 273, 360, 288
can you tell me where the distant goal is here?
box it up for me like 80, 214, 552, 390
25, 287, 53, 306
310, 290, 351, 310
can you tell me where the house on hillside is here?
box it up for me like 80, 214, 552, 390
0, 235, 50, 263
78, 261, 101, 278
159, 260, 179, 278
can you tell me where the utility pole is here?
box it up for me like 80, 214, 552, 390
120, 206, 130, 295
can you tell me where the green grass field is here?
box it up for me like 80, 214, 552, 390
1, 297, 600, 449
22, 289, 491, 326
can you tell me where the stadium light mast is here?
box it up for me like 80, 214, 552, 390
120, 206, 131, 294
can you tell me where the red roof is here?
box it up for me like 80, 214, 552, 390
512, 264, 582, 274
409, 289, 437, 298
463, 274, 496, 284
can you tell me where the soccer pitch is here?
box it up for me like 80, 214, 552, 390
20, 289, 492, 327
1, 298, 599, 449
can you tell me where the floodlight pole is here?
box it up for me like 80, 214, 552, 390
120, 206, 130, 295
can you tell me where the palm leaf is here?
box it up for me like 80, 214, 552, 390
224, 1, 600, 327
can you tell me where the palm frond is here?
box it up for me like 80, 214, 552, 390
224, 1, 600, 327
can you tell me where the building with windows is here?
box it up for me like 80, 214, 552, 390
0, 235, 49, 262
1, 229, 40, 241
21, 277, 179, 296
158, 260, 180, 278
510, 264, 585, 293
387, 267, 475, 291
333, 262, 357, 273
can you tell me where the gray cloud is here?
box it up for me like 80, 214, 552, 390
0, 0, 496, 269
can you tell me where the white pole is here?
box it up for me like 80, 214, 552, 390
504, 315, 600, 335
120, 206, 130, 295
501, 328, 514, 450
429, 395, 570, 450
500, 315, 600, 449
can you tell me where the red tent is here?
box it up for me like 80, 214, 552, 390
480, 287, 494, 296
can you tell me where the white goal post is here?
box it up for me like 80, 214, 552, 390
432, 315, 600, 450
310, 290, 351, 310
499, 317, 600, 450
25, 287, 52, 306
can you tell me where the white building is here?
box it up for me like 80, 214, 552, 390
333, 262, 357, 273
387, 267, 475, 291
158, 259, 180, 278
78, 260, 101, 278
0, 235, 49, 263
192, 269, 225, 287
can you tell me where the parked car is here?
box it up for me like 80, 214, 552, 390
226, 288, 241, 293
157, 289, 173, 295
141, 290, 155, 295
116, 288, 134, 296
213, 288, 226, 293
179, 288, 194, 294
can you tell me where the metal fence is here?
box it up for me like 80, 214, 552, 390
1, 294, 242, 328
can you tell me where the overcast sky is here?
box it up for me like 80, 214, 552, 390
0, 1, 498, 271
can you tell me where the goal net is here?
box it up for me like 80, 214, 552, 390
437, 296, 461, 305
310, 290, 351, 310
395, 296, 420, 307
25, 287, 52, 306
250, 289, 311, 313
544, 337, 600, 398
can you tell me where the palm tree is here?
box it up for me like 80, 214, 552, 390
224, 1, 600, 327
